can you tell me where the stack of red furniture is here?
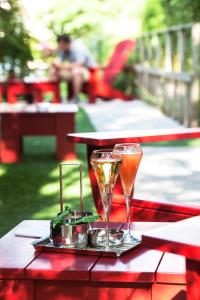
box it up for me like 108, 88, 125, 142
5, 81, 61, 103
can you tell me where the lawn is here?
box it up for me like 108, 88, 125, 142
0, 108, 96, 237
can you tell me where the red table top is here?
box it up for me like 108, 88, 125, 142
67, 128, 200, 146
0, 220, 171, 283
142, 215, 200, 261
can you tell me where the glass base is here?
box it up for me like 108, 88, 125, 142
123, 230, 142, 244
89, 228, 124, 249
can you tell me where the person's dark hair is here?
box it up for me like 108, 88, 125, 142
57, 34, 71, 44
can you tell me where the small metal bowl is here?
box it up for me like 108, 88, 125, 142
50, 211, 92, 248
88, 228, 124, 248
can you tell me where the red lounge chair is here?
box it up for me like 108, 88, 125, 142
68, 39, 136, 103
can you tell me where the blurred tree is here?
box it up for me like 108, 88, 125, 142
39, 0, 145, 64
161, 0, 200, 26
142, 0, 165, 32
142, 0, 200, 32
0, 0, 32, 77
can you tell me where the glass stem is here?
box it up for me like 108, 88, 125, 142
103, 188, 111, 250
125, 195, 131, 235
104, 205, 110, 250
125, 186, 134, 236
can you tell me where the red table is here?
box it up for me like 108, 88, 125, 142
0, 220, 187, 300
142, 216, 200, 300
67, 128, 200, 221
0, 103, 78, 163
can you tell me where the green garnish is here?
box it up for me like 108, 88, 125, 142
52, 206, 71, 228
70, 214, 99, 225
51, 206, 100, 228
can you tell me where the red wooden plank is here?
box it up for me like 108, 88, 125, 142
91, 223, 168, 283
67, 128, 200, 146
13, 220, 50, 239
142, 216, 200, 261
186, 259, 200, 300
20, 114, 55, 135
152, 283, 186, 300
112, 203, 199, 222
0, 237, 35, 279
0, 221, 46, 279
112, 199, 200, 222
26, 253, 99, 281
91, 248, 163, 283
121, 198, 200, 216
34, 280, 151, 300
0, 279, 33, 300
1, 114, 20, 136
156, 253, 186, 284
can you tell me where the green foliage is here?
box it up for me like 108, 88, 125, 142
52, 206, 72, 228
0, 0, 32, 76
142, 0, 200, 32
142, 0, 165, 32
160, 0, 200, 26
40, 0, 145, 64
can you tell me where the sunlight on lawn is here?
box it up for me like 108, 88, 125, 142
39, 162, 94, 211
37, 159, 94, 217
0, 167, 6, 177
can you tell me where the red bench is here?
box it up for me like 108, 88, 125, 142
143, 215, 200, 300
67, 128, 200, 221
0, 103, 77, 163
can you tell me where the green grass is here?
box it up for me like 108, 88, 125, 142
0, 108, 96, 237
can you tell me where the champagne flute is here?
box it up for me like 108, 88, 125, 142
113, 143, 143, 243
90, 149, 121, 250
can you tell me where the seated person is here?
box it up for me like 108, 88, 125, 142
50, 33, 96, 103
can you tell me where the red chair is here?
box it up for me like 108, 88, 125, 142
31, 81, 61, 103
6, 82, 31, 103
68, 40, 136, 103
6, 81, 61, 103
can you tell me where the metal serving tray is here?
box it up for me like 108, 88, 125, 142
32, 235, 141, 258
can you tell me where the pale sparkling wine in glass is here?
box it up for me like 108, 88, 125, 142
113, 143, 143, 243
91, 150, 121, 250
